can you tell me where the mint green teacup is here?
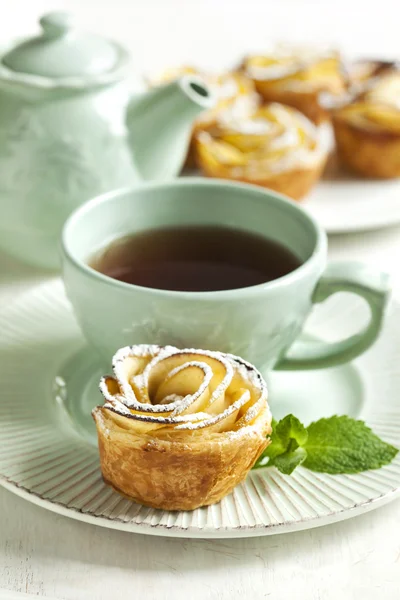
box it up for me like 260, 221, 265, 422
61, 178, 390, 371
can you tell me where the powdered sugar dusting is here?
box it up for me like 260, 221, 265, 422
158, 393, 184, 405
98, 344, 270, 435
176, 389, 250, 430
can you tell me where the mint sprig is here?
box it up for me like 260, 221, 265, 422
253, 414, 398, 475
253, 415, 308, 474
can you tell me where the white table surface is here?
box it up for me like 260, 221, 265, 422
1, 0, 400, 598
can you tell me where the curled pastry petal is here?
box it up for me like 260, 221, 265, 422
93, 345, 271, 510
194, 102, 329, 200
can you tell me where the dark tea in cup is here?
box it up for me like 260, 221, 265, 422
89, 225, 301, 292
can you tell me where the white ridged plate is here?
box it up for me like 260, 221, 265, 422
0, 280, 399, 538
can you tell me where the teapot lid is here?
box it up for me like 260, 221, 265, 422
2, 12, 122, 79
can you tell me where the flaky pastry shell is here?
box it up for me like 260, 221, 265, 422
242, 48, 345, 124
333, 72, 400, 178
194, 102, 329, 200
93, 345, 271, 511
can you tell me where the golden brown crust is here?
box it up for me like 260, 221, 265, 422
94, 408, 269, 511
333, 112, 400, 178
93, 345, 272, 511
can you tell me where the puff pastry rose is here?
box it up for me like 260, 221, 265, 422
242, 47, 345, 124
93, 345, 271, 511
194, 102, 329, 200
333, 71, 400, 178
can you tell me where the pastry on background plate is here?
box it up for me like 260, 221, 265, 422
194, 102, 329, 200
333, 70, 400, 178
93, 345, 271, 511
241, 46, 345, 124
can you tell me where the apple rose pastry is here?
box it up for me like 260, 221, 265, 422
242, 47, 345, 124
93, 345, 271, 511
333, 71, 400, 178
194, 102, 329, 200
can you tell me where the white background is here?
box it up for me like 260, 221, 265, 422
1, 1, 400, 598
4, 0, 400, 72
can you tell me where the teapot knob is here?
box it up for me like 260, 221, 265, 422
39, 12, 74, 38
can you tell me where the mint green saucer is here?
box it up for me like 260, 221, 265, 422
0, 280, 398, 538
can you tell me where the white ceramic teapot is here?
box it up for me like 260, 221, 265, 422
0, 12, 213, 268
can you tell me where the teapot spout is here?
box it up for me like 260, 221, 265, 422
126, 75, 214, 181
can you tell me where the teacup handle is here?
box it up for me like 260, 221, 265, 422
276, 262, 390, 370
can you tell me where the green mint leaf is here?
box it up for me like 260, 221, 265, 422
253, 414, 308, 471
265, 414, 308, 460
269, 446, 307, 475
304, 415, 398, 474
